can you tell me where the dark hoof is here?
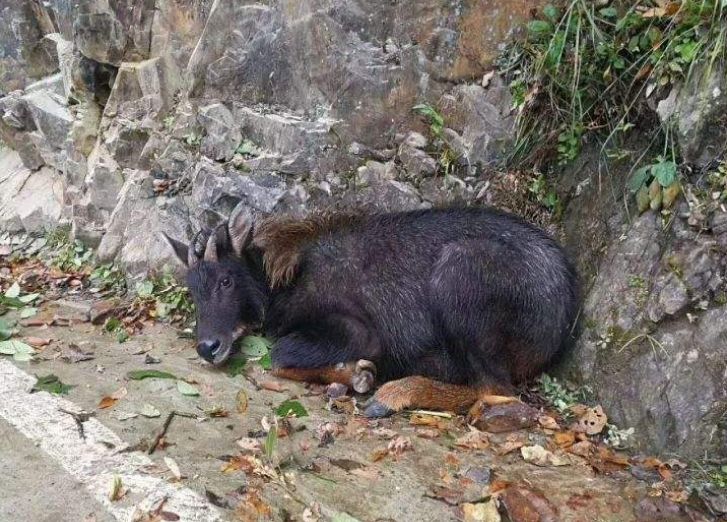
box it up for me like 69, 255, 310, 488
363, 399, 394, 418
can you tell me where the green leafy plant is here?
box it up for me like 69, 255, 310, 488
90, 263, 127, 293
499, 0, 727, 168
275, 399, 309, 418
536, 374, 591, 414
31, 374, 73, 395
628, 156, 681, 213
103, 316, 129, 343
412, 104, 444, 139
44, 228, 94, 272
126, 369, 178, 380
528, 173, 562, 214
0, 282, 39, 318
134, 270, 195, 325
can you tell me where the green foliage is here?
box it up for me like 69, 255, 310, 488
412, 104, 444, 139
264, 424, 278, 460
134, 270, 195, 325
707, 161, 727, 202
499, 0, 727, 167
126, 369, 178, 380
536, 374, 591, 414
0, 339, 35, 362
275, 399, 309, 418
90, 263, 127, 293
628, 156, 681, 213
236, 335, 274, 370
411, 103, 464, 179
1, 282, 40, 319
44, 228, 94, 272
712, 465, 727, 488
32, 374, 73, 395
163, 115, 175, 131
184, 132, 202, 147
103, 316, 129, 343
236, 139, 261, 157
528, 173, 561, 214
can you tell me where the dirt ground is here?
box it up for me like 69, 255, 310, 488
0, 295, 719, 522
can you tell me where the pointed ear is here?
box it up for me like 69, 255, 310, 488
228, 202, 255, 256
161, 232, 190, 267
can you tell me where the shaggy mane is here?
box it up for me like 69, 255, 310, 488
253, 212, 364, 288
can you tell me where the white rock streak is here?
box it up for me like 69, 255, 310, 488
0, 360, 221, 522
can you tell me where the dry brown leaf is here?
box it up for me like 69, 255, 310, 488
566, 440, 593, 458
98, 396, 117, 409
370, 447, 390, 462
455, 429, 490, 450
598, 446, 630, 467
489, 480, 510, 494
410, 413, 448, 430
499, 486, 559, 522
235, 389, 248, 413
234, 491, 272, 522
221, 455, 257, 474
553, 431, 575, 448
571, 405, 607, 435
538, 415, 560, 431
569, 404, 589, 417
496, 438, 525, 456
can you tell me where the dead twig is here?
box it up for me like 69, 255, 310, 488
148, 410, 196, 455
59, 408, 94, 440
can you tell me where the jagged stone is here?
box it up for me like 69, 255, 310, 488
0, 149, 62, 233
198, 103, 241, 162
22, 88, 72, 148
74, 0, 127, 66
397, 143, 438, 178
657, 64, 727, 167
103, 55, 180, 124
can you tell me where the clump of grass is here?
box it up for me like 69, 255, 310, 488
499, 0, 727, 168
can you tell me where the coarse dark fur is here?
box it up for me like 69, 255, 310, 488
163, 206, 579, 414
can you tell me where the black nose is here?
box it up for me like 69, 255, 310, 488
197, 339, 220, 361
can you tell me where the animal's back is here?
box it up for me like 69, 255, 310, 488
272, 207, 579, 384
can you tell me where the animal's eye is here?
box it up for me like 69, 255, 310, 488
220, 277, 232, 288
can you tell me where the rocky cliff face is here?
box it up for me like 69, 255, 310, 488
0, 0, 725, 460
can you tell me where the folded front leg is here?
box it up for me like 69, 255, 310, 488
272, 359, 377, 393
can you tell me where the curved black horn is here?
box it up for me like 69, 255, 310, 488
204, 228, 218, 262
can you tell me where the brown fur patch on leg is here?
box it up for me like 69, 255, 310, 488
272, 365, 355, 385
368, 376, 485, 415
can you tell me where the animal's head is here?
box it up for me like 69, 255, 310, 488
162, 204, 268, 366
